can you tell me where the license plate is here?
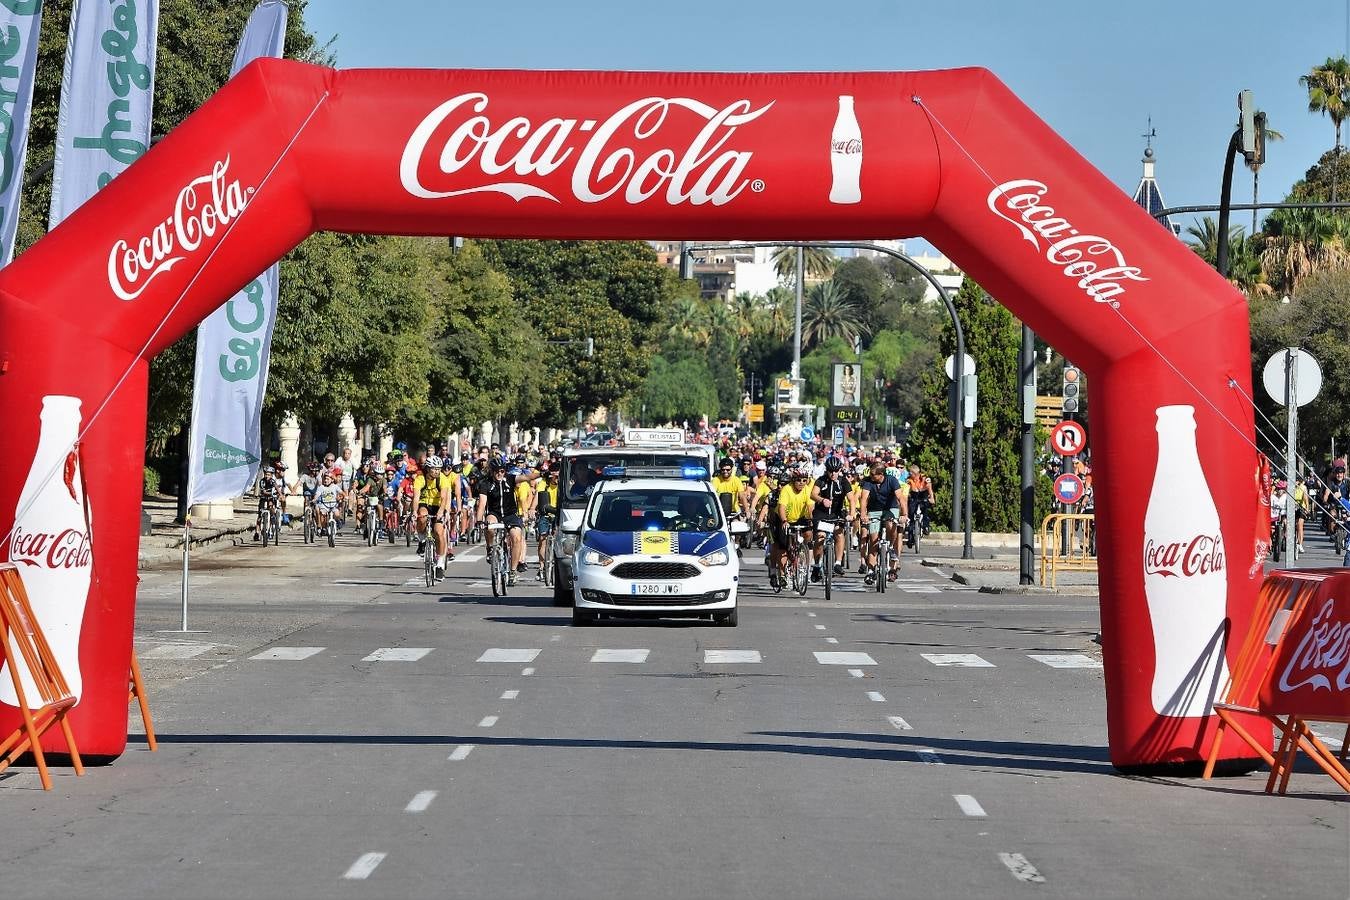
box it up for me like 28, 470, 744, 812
631, 582, 682, 596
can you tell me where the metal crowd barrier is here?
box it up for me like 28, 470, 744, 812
1039, 513, 1096, 589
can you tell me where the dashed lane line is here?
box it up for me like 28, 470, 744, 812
887, 715, 913, 731
921, 653, 996, 668
501, 690, 519, 700
824, 637, 839, 644
476, 648, 541, 663
814, 652, 877, 666
405, 791, 437, 813
998, 852, 1046, 884
591, 649, 650, 663
342, 852, 386, 881
362, 647, 433, 662
448, 744, 475, 761
249, 647, 324, 661
478, 716, 498, 728
521, 667, 536, 676
954, 794, 987, 817
704, 650, 762, 664
848, 668, 866, 678
867, 691, 886, 702
1028, 653, 1102, 669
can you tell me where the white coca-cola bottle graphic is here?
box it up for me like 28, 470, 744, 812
829, 95, 862, 204
1142, 405, 1231, 717
1, 396, 93, 706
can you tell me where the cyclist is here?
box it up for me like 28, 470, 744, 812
312, 469, 341, 538
476, 457, 539, 587
862, 463, 904, 584
535, 467, 560, 581
413, 456, 454, 578
353, 459, 386, 538
772, 466, 815, 589
906, 463, 934, 541
254, 462, 285, 541
511, 455, 537, 573
399, 459, 419, 537
811, 456, 850, 580
294, 460, 321, 526
712, 459, 752, 526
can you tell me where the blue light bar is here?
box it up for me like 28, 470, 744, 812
682, 466, 708, 479
602, 465, 627, 477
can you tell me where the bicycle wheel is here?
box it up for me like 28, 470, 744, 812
327, 521, 336, 548
424, 539, 435, 587
489, 544, 502, 597
876, 542, 888, 594
543, 548, 554, 586
272, 509, 281, 546
792, 540, 809, 596
823, 534, 833, 602
909, 516, 921, 556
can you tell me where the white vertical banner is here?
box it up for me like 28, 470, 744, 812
186, 0, 288, 505
0, 0, 44, 264
48, 0, 161, 229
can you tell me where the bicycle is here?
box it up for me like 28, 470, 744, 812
423, 518, 439, 587
537, 518, 555, 586
906, 503, 927, 556
875, 534, 891, 595
816, 518, 841, 602
324, 510, 337, 548
486, 522, 509, 596
302, 501, 316, 544
786, 524, 811, 596
258, 500, 280, 547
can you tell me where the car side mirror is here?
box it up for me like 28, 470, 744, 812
562, 526, 581, 536
729, 521, 750, 535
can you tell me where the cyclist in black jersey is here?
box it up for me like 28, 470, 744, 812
475, 457, 539, 586
811, 456, 850, 580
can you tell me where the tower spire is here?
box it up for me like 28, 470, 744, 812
1131, 117, 1176, 235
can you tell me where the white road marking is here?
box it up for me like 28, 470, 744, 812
799, 599, 809, 604
521, 667, 536, 676
342, 852, 386, 880
362, 647, 433, 662
848, 668, 866, 678
806, 612, 817, 617
476, 648, 541, 663
250, 647, 324, 661
549, 634, 562, 642
814, 624, 827, 631
478, 715, 498, 728
814, 652, 877, 666
915, 748, 944, 765
402, 578, 424, 586
1029, 653, 1102, 669
902, 586, 941, 593
405, 790, 438, 813
921, 653, 995, 667
143, 644, 213, 660
867, 691, 886, 702
998, 852, 1045, 884
591, 649, 650, 663
501, 690, 519, 700
448, 744, 475, 761
954, 794, 986, 817
704, 649, 761, 664
887, 715, 913, 731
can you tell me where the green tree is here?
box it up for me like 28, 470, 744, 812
1301, 57, 1350, 152
905, 278, 1049, 531
634, 355, 718, 425
772, 245, 836, 281
802, 281, 867, 349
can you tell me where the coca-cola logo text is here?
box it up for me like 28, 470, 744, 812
399, 93, 773, 207
1144, 534, 1225, 578
831, 138, 861, 154
987, 179, 1149, 306
1277, 598, 1350, 693
10, 526, 91, 570
107, 157, 255, 302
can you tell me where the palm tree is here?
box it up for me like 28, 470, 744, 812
1259, 208, 1350, 294
1185, 217, 1269, 295
801, 281, 867, 349
667, 297, 710, 348
1245, 111, 1284, 235
1301, 57, 1350, 151
771, 246, 836, 282
1185, 216, 1240, 267
1301, 57, 1350, 201
763, 286, 794, 339
731, 292, 759, 341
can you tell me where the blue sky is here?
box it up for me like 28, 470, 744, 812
305, 0, 1345, 240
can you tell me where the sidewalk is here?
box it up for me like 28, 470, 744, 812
138, 494, 258, 569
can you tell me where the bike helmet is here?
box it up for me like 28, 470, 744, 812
425, 455, 444, 469
824, 457, 843, 473
489, 458, 507, 472
306, 460, 320, 471
1275, 479, 1288, 488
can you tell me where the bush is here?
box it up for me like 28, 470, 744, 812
143, 466, 161, 496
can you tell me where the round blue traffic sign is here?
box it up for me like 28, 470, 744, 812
1054, 473, 1085, 505
800, 426, 815, 440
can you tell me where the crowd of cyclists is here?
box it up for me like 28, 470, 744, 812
250, 431, 935, 591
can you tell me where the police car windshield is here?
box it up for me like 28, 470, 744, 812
588, 489, 722, 533
561, 453, 707, 505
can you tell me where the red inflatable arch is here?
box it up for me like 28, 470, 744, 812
0, 60, 1266, 770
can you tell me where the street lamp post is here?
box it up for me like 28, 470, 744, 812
687, 241, 970, 552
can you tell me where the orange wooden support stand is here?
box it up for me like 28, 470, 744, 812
0, 564, 84, 790
128, 650, 156, 751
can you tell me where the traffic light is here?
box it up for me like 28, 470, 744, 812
1062, 365, 1081, 414
775, 377, 793, 410
679, 241, 692, 280
1238, 90, 1257, 158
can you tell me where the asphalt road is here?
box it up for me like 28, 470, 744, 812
2, 524, 1346, 899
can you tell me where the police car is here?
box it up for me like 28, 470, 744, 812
568, 472, 747, 627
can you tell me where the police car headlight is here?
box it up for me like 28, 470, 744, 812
699, 549, 730, 567
580, 548, 613, 567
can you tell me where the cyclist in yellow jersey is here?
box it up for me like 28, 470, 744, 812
412, 456, 455, 578
712, 459, 751, 519
771, 467, 816, 583
535, 468, 560, 581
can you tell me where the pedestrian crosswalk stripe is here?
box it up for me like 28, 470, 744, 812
704, 649, 761, 664
143, 644, 213, 660
342, 852, 386, 880
448, 744, 474, 761
477, 648, 541, 663
1028, 653, 1102, 669
814, 651, 877, 666
250, 647, 324, 661
921, 653, 995, 667
362, 647, 433, 662
902, 586, 942, 593
591, 649, 650, 663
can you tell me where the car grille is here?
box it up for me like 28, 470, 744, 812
611, 562, 701, 580
583, 591, 723, 607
